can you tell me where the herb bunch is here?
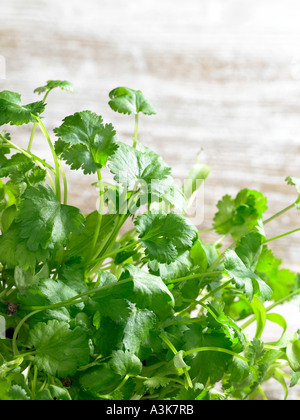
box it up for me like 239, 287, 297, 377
0, 82, 299, 400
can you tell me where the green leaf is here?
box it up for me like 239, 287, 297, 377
144, 376, 170, 389
79, 363, 122, 395
109, 142, 171, 191
95, 303, 156, 356
35, 385, 72, 400
0, 91, 45, 126
67, 212, 118, 262
15, 184, 84, 251
14, 266, 35, 294
148, 251, 193, 281
34, 80, 74, 95
213, 189, 268, 240
286, 176, 300, 208
110, 350, 142, 377
28, 320, 90, 377
224, 250, 272, 301
173, 350, 189, 369
265, 262, 296, 302
287, 338, 300, 372
118, 264, 175, 311
183, 325, 234, 385
135, 211, 198, 264
235, 232, 263, 271
19, 278, 84, 324
108, 87, 156, 115
54, 111, 118, 174
122, 305, 156, 354
0, 224, 50, 269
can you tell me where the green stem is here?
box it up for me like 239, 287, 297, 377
20, 278, 133, 312
257, 385, 268, 401
27, 91, 50, 152
241, 287, 300, 330
0, 283, 14, 299
264, 203, 296, 225
88, 241, 140, 270
198, 279, 232, 304
35, 116, 61, 202
184, 347, 249, 363
59, 160, 68, 205
265, 228, 300, 243
159, 333, 177, 355
133, 114, 139, 148
13, 310, 41, 356
31, 365, 38, 400
159, 333, 193, 389
27, 123, 37, 152
113, 375, 130, 393
90, 169, 104, 259
166, 271, 224, 285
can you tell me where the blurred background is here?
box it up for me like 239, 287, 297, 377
1, 0, 300, 398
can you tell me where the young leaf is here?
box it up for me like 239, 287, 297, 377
109, 87, 156, 116
213, 189, 268, 240
0, 91, 45, 126
135, 211, 198, 264
28, 320, 90, 377
286, 176, 300, 208
54, 111, 118, 174
34, 80, 74, 96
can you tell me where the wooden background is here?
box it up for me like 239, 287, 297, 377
1, 0, 300, 398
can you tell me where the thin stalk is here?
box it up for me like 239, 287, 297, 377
90, 169, 104, 259
0, 283, 14, 299
112, 375, 130, 393
35, 116, 61, 202
176, 279, 232, 317
59, 160, 68, 205
166, 270, 224, 285
241, 287, 300, 330
31, 365, 38, 400
13, 310, 41, 356
264, 203, 296, 225
133, 113, 139, 148
27, 123, 37, 152
184, 347, 249, 363
27, 90, 50, 152
257, 385, 268, 401
198, 279, 232, 304
20, 278, 133, 312
159, 333, 193, 389
265, 228, 300, 243
88, 241, 140, 270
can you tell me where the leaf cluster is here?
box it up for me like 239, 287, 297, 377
0, 83, 299, 401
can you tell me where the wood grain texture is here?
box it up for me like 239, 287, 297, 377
0, 0, 299, 398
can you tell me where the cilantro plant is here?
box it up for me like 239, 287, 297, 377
0, 81, 300, 401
